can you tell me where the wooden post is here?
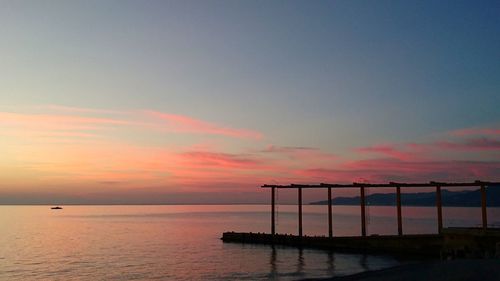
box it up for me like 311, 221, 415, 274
481, 185, 487, 229
360, 186, 366, 237
328, 187, 332, 238
298, 187, 303, 237
436, 185, 443, 234
396, 186, 403, 236
271, 187, 275, 235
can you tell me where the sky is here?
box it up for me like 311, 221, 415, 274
0, 0, 499, 204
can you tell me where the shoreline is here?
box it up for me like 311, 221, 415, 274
301, 259, 500, 281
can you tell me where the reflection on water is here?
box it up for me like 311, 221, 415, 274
0, 205, 498, 280
359, 254, 369, 271
327, 250, 335, 273
269, 246, 278, 279
297, 248, 305, 276
264, 246, 389, 280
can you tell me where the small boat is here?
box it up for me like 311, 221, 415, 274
51, 206, 63, 210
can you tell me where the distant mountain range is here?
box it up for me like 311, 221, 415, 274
310, 186, 500, 207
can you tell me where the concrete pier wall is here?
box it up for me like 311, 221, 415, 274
222, 228, 500, 258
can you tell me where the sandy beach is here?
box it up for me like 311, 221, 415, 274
303, 259, 500, 281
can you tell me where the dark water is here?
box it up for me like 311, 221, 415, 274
1, 205, 498, 280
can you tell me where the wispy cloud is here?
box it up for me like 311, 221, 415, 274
178, 151, 264, 169
144, 110, 263, 139
0, 106, 264, 141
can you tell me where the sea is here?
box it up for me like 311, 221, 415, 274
1, 205, 499, 280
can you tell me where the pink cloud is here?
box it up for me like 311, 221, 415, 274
357, 137, 499, 161
144, 111, 262, 139
352, 159, 500, 181
297, 159, 500, 183
3, 105, 498, 202
1, 107, 263, 142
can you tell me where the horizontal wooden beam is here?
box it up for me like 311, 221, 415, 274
261, 180, 500, 189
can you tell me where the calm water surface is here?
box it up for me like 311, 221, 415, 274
1, 205, 499, 280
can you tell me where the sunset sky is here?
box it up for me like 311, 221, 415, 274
1, 0, 499, 204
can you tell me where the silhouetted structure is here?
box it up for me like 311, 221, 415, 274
223, 180, 500, 258
262, 180, 499, 237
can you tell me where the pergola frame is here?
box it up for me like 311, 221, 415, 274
262, 180, 499, 237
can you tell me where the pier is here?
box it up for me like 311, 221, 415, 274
222, 180, 500, 258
